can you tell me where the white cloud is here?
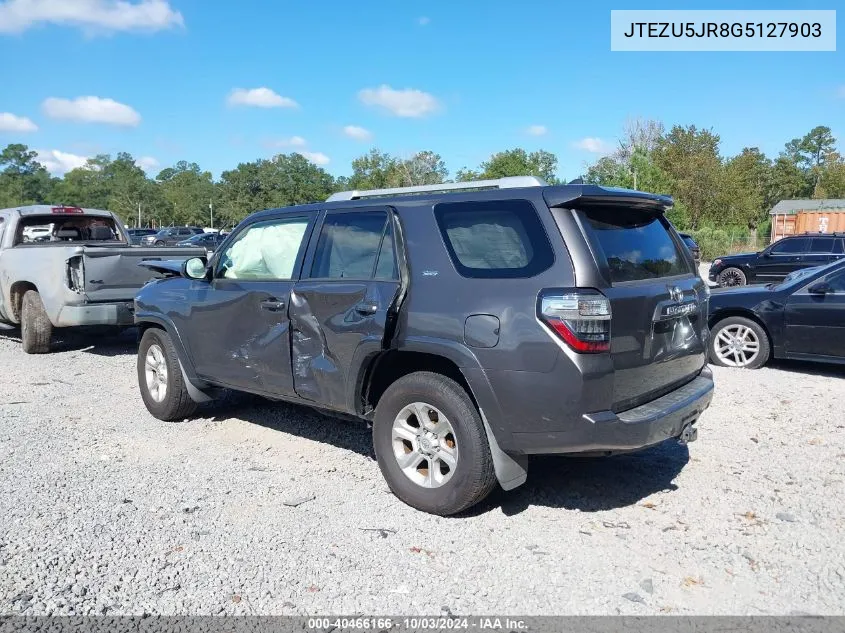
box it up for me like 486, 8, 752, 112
418, 16, 430, 26
227, 87, 298, 109
526, 125, 547, 137
264, 135, 306, 148
0, 0, 183, 35
35, 149, 88, 174
358, 84, 441, 118
42, 96, 141, 126
0, 112, 38, 132
343, 125, 372, 141
299, 151, 330, 166
573, 137, 614, 154
136, 156, 159, 173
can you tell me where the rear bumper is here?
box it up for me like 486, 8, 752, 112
510, 366, 714, 455
55, 301, 135, 327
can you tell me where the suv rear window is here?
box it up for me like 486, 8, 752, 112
582, 208, 690, 282
434, 200, 554, 279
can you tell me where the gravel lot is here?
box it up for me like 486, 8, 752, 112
2, 286, 845, 615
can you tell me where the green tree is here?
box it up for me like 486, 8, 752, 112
0, 143, 53, 207
157, 161, 217, 226
720, 148, 772, 231
457, 148, 559, 183
654, 125, 723, 229
218, 153, 334, 224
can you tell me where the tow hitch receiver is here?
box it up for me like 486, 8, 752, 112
678, 424, 698, 445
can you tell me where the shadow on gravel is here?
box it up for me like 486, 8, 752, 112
208, 393, 690, 516
213, 397, 375, 459
464, 440, 690, 517
767, 359, 845, 379
0, 326, 137, 356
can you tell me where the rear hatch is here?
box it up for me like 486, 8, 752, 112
80, 245, 206, 302
546, 193, 707, 412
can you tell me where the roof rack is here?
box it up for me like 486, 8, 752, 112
326, 175, 548, 202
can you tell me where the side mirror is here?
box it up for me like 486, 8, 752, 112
182, 257, 209, 281
808, 282, 832, 295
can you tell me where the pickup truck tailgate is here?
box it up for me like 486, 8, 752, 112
82, 246, 206, 302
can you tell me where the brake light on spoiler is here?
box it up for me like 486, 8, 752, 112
539, 290, 611, 353
52, 206, 84, 214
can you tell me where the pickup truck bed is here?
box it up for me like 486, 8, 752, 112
0, 205, 206, 353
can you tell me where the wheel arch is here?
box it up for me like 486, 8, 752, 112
136, 315, 212, 400
357, 345, 528, 491
8, 280, 38, 323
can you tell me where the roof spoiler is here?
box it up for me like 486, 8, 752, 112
544, 185, 673, 213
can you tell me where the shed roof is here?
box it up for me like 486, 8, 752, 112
770, 199, 845, 215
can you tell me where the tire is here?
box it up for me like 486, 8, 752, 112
137, 328, 198, 420
709, 316, 770, 369
372, 371, 497, 516
155, 240, 165, 246
717, 267, 747, 287
20, 290, 52, 354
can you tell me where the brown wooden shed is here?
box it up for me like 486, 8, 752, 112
770, 199, 845, 242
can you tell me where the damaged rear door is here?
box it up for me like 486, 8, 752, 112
290, 207, 402, 410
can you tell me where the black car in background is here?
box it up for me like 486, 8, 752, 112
678, 232, 701, 265
127, 228, 158, 245
175, 231, 225, 253
141, 226, 205, 246
708, 233, 845, 287
708, 259, 845, 369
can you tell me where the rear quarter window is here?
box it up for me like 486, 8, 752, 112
433, 199, 554, 279
582, 207, 690, 283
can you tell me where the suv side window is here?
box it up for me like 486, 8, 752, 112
310, 211, 396, 280
434, 199, 554, 279
770, 237, 808, 254
217, 217, 310, 280
809, 237, 834, 253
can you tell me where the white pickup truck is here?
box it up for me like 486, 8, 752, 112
0, 205, 206, 353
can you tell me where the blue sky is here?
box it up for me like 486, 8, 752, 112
0, 0, 842, 181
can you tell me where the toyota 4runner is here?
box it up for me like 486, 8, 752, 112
133, 177, 714, 515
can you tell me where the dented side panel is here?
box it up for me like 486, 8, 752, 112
290, 280, 400, 409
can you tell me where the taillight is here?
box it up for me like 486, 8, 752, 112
539, 290, 611, 353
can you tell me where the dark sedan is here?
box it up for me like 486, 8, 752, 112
175, 231, 225, 253
708, 259, 845, 369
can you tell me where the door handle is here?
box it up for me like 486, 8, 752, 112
354, 301, 378, 316
260, 298, 286, 311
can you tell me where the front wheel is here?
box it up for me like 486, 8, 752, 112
373, 372, 497, 516
709, 316, 771, 369
717, 267, 747, 287
154, 240, 165, 246
137, 328, 198, 420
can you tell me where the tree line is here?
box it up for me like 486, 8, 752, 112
1, 120, 843, 242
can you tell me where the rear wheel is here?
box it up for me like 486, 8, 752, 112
709, 316, 770, 369
373, 372, 497, 516
717, 267, 747, 287
20, 290, 52, 354
137, 328, 198, 420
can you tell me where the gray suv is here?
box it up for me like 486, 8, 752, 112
133, 177, 714, 515
142, 226, 204, 246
